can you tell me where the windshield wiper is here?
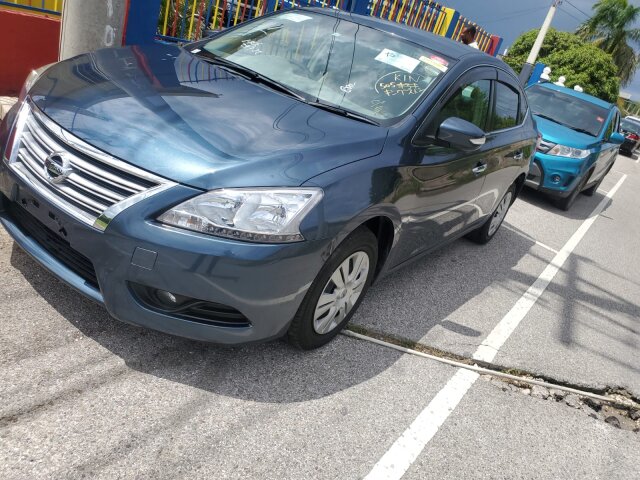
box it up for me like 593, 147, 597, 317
533, 113, 566, 126
306, 101, 380, 126
533, 113, 596, 136
567, 126, 596, 136
191, 50, 379, 126
190, 50, 306, 101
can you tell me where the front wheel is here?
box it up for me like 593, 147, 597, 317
554, 172, 590, 211
583, 164, 612, 197
466, 184, 515, 245
287, 227, 378, 350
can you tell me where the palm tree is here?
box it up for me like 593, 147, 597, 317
577, 0, 640, 86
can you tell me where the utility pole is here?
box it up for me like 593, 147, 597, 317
59, 0, 127, 60
518, 0, 562, 85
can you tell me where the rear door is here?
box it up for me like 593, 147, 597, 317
477, 71, 532, 217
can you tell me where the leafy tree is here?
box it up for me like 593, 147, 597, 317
577, 0, 640, 87
504, 29, 620, 102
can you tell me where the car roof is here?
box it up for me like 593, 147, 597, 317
529, 82, 614, 110
301, 7, 488, 62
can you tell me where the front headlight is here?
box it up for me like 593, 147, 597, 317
547, 144, 590, 159
157, 188, 323, 243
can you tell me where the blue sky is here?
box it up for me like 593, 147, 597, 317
443, 0, 640, 100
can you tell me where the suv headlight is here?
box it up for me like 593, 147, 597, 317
157, 188, 323, 243
547, 144, 590, 159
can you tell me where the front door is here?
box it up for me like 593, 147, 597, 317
392, 70, 496, 260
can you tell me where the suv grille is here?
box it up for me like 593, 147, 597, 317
8, 102, 173, 229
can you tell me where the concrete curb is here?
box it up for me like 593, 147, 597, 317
0, 97, 18, 121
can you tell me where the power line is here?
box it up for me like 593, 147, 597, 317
558, 6, 584, 23
564, 0, 591, 18
476, 6, 550, 25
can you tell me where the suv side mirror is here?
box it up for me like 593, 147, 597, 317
436, 117, 486, 151
609, 132, 625, 145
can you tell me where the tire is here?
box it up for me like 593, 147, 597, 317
287, 226, 378, 350
554, 172, 590, 211
466, 184, 515, 245
582, 165, 611, 197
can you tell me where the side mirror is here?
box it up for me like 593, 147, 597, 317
609, 132, 625, 145
436, 117, 487, 151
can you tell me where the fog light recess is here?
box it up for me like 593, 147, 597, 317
129, 283, 251, 327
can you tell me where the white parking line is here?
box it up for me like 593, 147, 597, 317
502, 225, 559, 254
363, 174, 628, 480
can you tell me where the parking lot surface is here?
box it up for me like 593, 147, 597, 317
1, 154, 639, 479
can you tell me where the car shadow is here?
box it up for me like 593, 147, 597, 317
9, 220, 538, 403
349, 222, 542, 353
516, 185, 610, 221
9, 242, 407, 404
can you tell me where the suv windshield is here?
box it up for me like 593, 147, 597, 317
526, 84, 609, 137
199, 11, 452, 122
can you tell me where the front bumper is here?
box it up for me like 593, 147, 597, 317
525, 152, 587, 198
0, 164, 329, 344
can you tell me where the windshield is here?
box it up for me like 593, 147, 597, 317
199, 11, 452, 122
526, 84, 609, 137
620, 119, 640, 134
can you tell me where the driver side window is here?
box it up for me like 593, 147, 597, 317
430, 79, 491, 135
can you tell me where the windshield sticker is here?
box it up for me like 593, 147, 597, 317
370, 99, 386, 116
340, 82, 356, 94
596, 116, 604, 123
375, 71, 426, 97
240, 40, 262, 55
191, 48, 201, 54
280, 12, 312, 22
419, 55, 448, 72
375, 49, 420, 74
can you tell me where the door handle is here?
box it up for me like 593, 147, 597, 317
472, 163, 487, 175
513, 151, 524, 160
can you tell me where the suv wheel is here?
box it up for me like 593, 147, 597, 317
555, 172, 590, 211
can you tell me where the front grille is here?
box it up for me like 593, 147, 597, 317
7, 202, 99, 288
9, 102, 169, 227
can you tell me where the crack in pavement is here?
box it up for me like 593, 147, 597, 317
343, 325, 640, 427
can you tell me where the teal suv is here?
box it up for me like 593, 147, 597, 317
525, 82, 624, 210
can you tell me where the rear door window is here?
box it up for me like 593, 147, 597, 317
490, 82, 520, 131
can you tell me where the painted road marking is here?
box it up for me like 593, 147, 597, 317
502, 224, 559, 254
364, 174, 628, 480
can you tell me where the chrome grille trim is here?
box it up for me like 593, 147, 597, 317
6, 100, 176, 231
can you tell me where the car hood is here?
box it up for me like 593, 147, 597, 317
29, 44, 387, 190
533, 115, 601, 150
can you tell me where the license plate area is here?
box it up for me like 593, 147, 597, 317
15, 188, 70, 240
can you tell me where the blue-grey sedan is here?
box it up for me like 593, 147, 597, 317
0, 8, 537, 349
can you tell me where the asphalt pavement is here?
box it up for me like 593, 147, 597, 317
1, 154, 639, 479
